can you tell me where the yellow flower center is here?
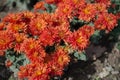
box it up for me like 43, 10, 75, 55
63, 7, 69, 13
37, 22, 42, 30
36, 71, 42, 76
29, 43, 35, 49
0, 39, 6, 45
13, 25, 20, 31
33, 51, 39, 57
58, 56, 63, 64
84, 8, 90, 14
76, 37, 82, 43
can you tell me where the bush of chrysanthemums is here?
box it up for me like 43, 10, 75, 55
0, 0, 120, 80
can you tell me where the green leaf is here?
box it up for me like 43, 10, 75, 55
74, 52, 87, 61
79, 52, 87, 61
117, 42, 120, 50
45, 4, 56, 13
90, 30, 101, 44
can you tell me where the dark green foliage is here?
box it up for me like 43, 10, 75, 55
70, 17, 85, 32
5, 49, 29, 77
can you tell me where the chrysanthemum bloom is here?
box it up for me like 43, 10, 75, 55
78, 4, 97, 22
3, 13, 23, 23
22, 11, 35, 21
40, 12, 52, 22
6, 22, 26, 33
0, 50, 5, 56
18, 62, 50, 80
55, 3, 73, 18
38, 28, 55, 46
94, 3, 108, 14
5, 60, 12, 67
49, 61, 64, 76
17, 11, 35, 25
61, 0, 86, 10
26, 46, 46, 62
50, 16, 71, 42
34, 1, 46, 10
21, 38, 46, 62
13, 33, 26, 52
0, 22, 5, 30
78, 25, 95, 38
20, 38, 40, 54
94, 13, 117, 32
29, 16, 47, 35
0, 31, 14, 50
53, 26, 71, 43
53, 47, 70, 66
30, 63, 50, 80
18, 65, 29, 79
67, 31, 89, 50
45, 0, 53, 4
95, 0, 111, 7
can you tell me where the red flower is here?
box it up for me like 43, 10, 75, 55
78, 4, 97, 22
5, 60, 12, 67
53, 47, 70, 66
7, 22, 26, 33
67, 31, 89, 50
0, 50, 5, 56
0, 31, 14, 50
38, 28, 54, 46
18, 62, 50, 80
29, 16, 47, 35
20, 38, 40, 54
34, 1, 46, 10
95, 0, 111, 6
95, 13, 117, 32
78, 25, 95, 38
0, 22, 5, 30
94, 3, 108, 13
3, 13, 23, 23
14, 33, 26, 52
55, 3, 73, 18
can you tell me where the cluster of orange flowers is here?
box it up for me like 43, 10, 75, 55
0, 0, 119, 80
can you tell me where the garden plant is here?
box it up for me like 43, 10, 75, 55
0, 0, 120, 80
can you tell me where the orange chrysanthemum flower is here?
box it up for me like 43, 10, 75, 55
20, 38, 46, 62
53, 47, 70, 66
5, 60, 13, 67
18, 62, 50, 80
94, 3, 108, 13
3, 13, 23, 23
95, 13, 117, 32
67, 31, 89, 50
7, 22, 26, 33
78, 4, 97, 22
38, 28, 54, 46
34, 1, 46, 10
50, 17, 71, 42
20, 38, 40, 54
14, 33, 26, 52
78, 25, 95, 38
18, 65, 29, 79
0, 22, 5, 30
0, 50, 5, 56
29, 16, 47, 35
55, 3, 73, 18
49, 61, 64, 76
95, 0, 111, 6
0, 31, 14, 50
